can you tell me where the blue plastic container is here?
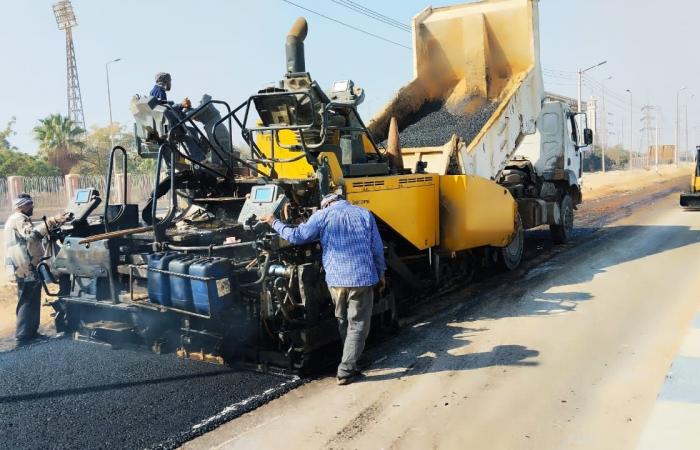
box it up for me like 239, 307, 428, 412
147, 252, 180, 305
168, 255, 200, 310
189, 257, 236, 315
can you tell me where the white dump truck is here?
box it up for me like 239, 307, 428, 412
369, 0, 592, 263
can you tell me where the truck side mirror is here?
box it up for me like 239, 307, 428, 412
583, 128, 593, 146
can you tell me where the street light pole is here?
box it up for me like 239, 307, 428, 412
676, 86, 687, 166
106, 58, 121, 149
577, 60, 607, 114
686, 95, 693, 162
601, 75, 612, 173
655, 107, 660, 173
626, 89, 633, 164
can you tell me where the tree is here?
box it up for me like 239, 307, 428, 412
0, 117, 17, 150
0, 148, 61, 177
75, 123, 154, 176
583, 145, 629, 172
0, 119, 61, 177
33, 114, 84, 174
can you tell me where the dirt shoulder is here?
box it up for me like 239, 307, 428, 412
582, 164, 693, 201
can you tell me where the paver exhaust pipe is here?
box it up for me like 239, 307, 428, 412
286, 17, 308, 73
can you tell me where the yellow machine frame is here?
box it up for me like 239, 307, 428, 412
256, 127, 517, 253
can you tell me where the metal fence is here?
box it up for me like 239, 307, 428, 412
0, 173, 157, 222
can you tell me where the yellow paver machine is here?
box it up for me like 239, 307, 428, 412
46, 0, 592, 370
680, 146, 700, 208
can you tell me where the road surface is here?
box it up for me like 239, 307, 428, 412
185, 190, 700, 450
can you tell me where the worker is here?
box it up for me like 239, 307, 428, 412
261, 192, 385, 385
4, 193, 70, 346
150, 72, 171, 102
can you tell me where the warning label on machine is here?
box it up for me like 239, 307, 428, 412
216, 278, 231, 297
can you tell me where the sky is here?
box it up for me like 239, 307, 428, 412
1, 0, 699, 156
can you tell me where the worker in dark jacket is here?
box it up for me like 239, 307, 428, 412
262, 192, 385, 385
4, 194, 70, 345
150, 72, 171, 102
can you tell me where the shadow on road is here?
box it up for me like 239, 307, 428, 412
362, 224, 700, 382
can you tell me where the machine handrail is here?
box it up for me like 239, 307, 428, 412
152, 143, 177, 243
104, 145, 129, 233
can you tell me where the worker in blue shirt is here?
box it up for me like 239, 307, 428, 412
262, 192, 385, 385
150, 72, 171, 102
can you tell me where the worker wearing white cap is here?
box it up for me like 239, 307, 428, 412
4, 193, 70, 346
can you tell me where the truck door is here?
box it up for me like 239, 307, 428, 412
566, 112, 582, 179
538, 102, 565, 172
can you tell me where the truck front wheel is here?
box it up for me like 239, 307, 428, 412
550, 194, 574, 244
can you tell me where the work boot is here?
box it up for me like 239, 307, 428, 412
336, 370, 364, 386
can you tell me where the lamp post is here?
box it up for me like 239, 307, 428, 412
626, 89, 633, 164
685, 94, 694, 162
601, 75, 612, 173
676, 86, 687, 166
106, 58, 121, 148
577, 60, 607, 114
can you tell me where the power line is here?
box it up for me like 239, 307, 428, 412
330, 0, 410, 32
281, 0, 411, 50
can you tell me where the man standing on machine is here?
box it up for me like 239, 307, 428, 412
4, 193, 70, 346
150, 72, 171, 102
262, 191, 385, 385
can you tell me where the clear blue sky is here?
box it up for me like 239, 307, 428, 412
1, 0, 697, 155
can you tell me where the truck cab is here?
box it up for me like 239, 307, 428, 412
505, 101, 592, 242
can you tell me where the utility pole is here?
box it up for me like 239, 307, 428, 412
578, 61, 607, 129
686, 101, 690, 162
684, 95, 693, 162
626, 89, 633, 161
106, 58, 121, 149
655, 108, 660, 172
676, 86, 687, 166
601, 76, 612, 173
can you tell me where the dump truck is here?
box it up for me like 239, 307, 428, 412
366, 0, 592, 247
680, 145, 700, 208
43, 0, 591, 370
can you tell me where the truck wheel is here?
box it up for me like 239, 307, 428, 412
500, 215, 524, 271
550, 194, 574, 244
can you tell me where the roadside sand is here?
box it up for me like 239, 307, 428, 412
582, 164, 692, 201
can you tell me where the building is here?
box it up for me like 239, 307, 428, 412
647, 145, 675, 165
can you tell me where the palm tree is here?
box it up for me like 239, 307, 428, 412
33, 114, 84, 174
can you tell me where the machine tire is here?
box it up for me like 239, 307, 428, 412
500, 215, 524, 271
550, 194, 574, 244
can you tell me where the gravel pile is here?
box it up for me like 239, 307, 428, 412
0, 339, 301, 449
398, 100, 498, 148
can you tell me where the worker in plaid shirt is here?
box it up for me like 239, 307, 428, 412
262, 192, 385, 385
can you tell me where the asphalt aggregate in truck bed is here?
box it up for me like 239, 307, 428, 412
398, 100, 498, 148
0, 338, 301, 450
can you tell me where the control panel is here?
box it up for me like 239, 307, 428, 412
66, 188, 102, 224
238, 185, 288, 230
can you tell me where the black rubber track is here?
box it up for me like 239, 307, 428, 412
0, 339, 302, 450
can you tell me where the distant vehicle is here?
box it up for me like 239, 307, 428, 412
680, 145, 700, 208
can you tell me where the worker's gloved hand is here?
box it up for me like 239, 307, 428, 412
378, 276, 386, 294
180, 97, 192, 109
259, 214, 275, 225
47, 212, 71, 229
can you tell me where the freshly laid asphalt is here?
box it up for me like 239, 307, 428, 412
0, 339, 299, 450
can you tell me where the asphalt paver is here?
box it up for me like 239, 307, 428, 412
0, 339, 299, 449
